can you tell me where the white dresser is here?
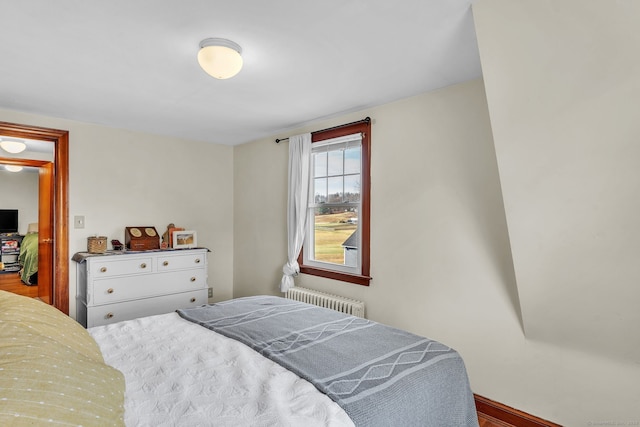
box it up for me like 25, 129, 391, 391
75, 249, 208, 328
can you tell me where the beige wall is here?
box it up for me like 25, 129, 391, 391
0, 170, 38, 234
0, 108, 235, 312
475, 0, 640, 358
233, 79, 639, 425
473, 0, 640, 423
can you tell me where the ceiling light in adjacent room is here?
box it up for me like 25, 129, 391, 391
0, 139, 27, 154
5, 165, 23, 172
198, 38, 243, 79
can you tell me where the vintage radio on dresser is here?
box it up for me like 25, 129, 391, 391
125, 226, 160, 250
74, 248, 209, 327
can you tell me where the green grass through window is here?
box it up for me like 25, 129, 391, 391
314, 212, 357, 264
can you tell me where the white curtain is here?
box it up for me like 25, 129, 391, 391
280, 133, 312, 292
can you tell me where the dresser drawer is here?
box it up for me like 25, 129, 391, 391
86, 289, 207, 328
157, 252, 205, 271
91, 269, 206, 306
89, 256, 153, 277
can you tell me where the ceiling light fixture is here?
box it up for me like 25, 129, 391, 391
5, 165, 23, 172
197, 38, 243, 79
0, 139, 27, 154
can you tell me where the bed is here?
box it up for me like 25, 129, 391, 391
18, 232, 38, 285
0, 290, 479, 426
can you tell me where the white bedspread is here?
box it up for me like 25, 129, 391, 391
89, 312, 354, 427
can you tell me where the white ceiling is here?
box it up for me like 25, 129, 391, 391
0, 1, 482, 146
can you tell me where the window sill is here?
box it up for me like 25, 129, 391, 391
299, 265, 371, 286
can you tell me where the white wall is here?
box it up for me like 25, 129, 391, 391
234, 79, 640, 425
0, 108, 235, 313
0, 170, 38, 234
473, 0, 640, 423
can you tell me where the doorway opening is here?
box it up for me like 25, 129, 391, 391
0, 161, 49, 299
0, 121, 69, 314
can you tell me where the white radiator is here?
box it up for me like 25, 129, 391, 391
285, 287, 365, 318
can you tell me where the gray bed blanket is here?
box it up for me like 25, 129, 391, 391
177, 295, 478, 427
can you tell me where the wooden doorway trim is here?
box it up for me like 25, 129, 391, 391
0, 121, 69, 314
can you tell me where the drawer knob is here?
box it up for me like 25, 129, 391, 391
105, 312, 114, 319
190, 297, 196, 303
163, 261, 169, 266
140, 263, 147, 269
107, 288, 114, 294
190, 277, 196, 282
100, 267, 107, 273
194, 258, 201, 264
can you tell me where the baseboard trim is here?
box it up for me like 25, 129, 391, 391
474, 394, 562, 427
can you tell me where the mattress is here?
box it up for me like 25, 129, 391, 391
89, 312, 354, 427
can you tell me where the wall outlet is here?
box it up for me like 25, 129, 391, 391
208, 287, 213, 298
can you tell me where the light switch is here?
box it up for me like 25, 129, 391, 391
74, 215, 85, 229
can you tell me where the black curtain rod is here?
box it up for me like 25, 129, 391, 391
275, 117, 371, 143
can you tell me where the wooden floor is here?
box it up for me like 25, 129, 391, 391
479, 413, 517, 427
0, 271, 38, 297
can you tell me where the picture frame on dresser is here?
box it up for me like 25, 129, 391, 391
173, 230, 197, 249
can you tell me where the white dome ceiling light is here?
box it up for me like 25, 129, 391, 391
5, 165, 23, 172
197, 38, 243, 80
0, 139, 27, 154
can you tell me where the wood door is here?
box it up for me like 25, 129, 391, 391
38, 162, 54, 303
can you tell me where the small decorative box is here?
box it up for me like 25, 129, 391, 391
87, 236, 107, 254
124, 226, 160, 251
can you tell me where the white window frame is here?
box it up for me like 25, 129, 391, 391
303, 133, 362, 275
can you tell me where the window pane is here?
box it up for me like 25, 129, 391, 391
314, 177, 327, 203
327, 150, 343, 176
344, 147, 361, 174
314, 152, 327, 178
344, 175, 360, 202
327, 176, 343, 203
313, 207, 359, 266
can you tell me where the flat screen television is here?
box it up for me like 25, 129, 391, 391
0, 209, 19, 234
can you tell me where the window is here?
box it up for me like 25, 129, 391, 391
299, 120, 371, 286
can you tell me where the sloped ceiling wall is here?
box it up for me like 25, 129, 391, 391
473, 0, 640, 362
